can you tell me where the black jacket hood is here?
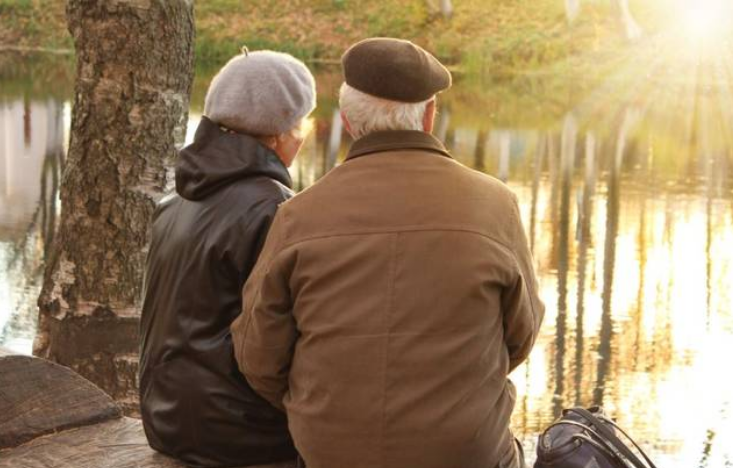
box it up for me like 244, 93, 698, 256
175, 117, 292, 200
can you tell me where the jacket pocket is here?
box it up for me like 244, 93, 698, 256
140, 356, 195, 454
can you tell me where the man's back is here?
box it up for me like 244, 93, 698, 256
234, 131, 544, 468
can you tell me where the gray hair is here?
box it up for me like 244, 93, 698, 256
338, 83, 432, 139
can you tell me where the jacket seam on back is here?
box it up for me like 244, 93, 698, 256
380, 233, 399, 466
279, 226, 516, 257
281, 150, 473, 204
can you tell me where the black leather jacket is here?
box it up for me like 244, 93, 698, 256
139, 117, 297, 467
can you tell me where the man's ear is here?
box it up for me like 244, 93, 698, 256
340, 110, 355, 138
423, 99, 436, 134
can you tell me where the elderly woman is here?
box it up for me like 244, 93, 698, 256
139, 50, 315, 468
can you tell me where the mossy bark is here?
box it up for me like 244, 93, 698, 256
35, 0, 195, 414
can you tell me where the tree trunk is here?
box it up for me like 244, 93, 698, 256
425, 0, 453, 19
565, 0, 581, 23
614, 0, 642, 41
34, 0, 195, 414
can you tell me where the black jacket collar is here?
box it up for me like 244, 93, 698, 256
346, 130, 453, 162
175, 117, 292, 200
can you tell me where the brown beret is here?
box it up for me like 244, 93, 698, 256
341, 37, 452, 103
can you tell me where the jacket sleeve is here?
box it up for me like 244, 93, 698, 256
231, 208, 297, 410
503, 194, 545, 372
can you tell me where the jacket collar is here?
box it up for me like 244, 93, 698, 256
175, 117, 292, 201
346, 130, 453, 162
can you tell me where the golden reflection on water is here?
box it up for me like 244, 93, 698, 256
501, 136, 733, 466
511, 180, 733, 465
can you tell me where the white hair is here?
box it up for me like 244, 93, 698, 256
338, 83, 432, 139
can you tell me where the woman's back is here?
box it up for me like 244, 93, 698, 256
139, 118, 296, 467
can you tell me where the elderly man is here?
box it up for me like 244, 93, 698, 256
231, 38, 544, 468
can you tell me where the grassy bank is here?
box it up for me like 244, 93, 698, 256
0, 0, 662, 76
0, 0, 71, 50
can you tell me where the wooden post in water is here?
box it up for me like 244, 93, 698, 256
34, 0, 195, 414
497, 131, 511, 182
615, 0, 642, 41
593, 108, 637, 405
529, 133, 547, 252
426, 0, 453, 19
440, 0, 453, 19
567, 1, 641, 40
40, 99, 64, 259
434, 107, 451, 143
325, 109, 343, 171
565, 0, 581, 23
574, 132, 596, 404
552, 113, 577, 417
473, 129, 487, 172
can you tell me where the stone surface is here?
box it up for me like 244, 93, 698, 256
0, 416, 296, 468
0, 354, 296, 468
0, 354, 121, 450
0, 417, 181, 468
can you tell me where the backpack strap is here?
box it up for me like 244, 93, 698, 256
567, 408, 657, 468
594, 412, 659, 468
544, 420, 621, 462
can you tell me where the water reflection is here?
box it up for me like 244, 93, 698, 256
0, 98, 65, 353
2, 55, 733, 467
506, 99, 733, 466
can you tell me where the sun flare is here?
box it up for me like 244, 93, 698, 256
677, 0, 733, 42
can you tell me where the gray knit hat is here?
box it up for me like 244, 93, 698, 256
204, 50, 316, 136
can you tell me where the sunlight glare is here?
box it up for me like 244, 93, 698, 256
678, 0, 732, 42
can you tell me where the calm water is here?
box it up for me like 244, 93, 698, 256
1, 54, 732, 466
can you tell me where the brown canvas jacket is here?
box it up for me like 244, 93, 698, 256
231, 130, 545, 468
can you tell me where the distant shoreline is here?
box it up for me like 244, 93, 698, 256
0, 45, 73, 55
0, 0, 646, 75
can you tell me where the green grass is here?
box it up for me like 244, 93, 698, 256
0, 0, 71, 50
0, 0, 672, 78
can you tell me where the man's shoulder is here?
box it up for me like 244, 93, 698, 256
279, 163, 345, 208
411, 149, 518, 203
456, 162, 517, 200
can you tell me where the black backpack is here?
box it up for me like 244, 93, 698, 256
534, 406, 658, 468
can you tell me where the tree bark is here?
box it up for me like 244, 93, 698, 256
35, 0, 195, 414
